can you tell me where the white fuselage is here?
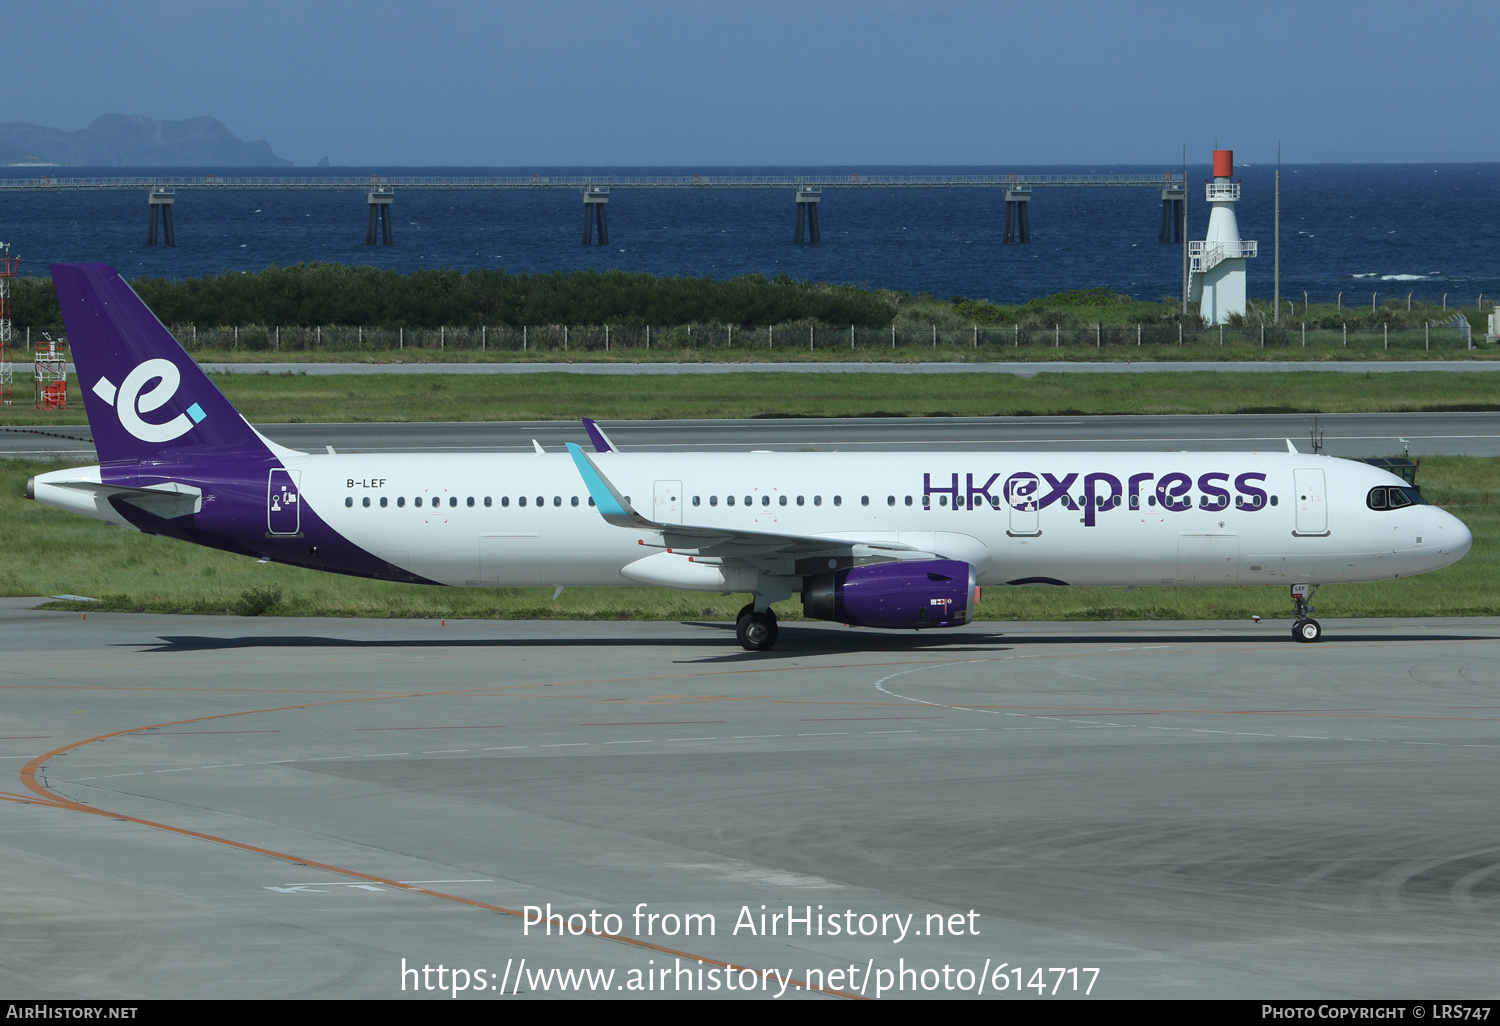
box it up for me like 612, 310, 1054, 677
275, 449, 1468, 591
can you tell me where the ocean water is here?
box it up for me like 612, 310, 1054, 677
0, 164, 1496, 307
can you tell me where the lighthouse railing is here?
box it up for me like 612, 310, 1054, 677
1190, 239, 1258, 273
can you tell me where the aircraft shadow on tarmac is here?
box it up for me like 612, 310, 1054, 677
125, 629, 1012, 658
124, 624, 1498, 658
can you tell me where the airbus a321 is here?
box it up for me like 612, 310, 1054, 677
27, 265, 1473, 650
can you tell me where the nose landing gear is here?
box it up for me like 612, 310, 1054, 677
1290, 584, 1322, 643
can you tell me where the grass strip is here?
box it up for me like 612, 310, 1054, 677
4, 370, 1500, 427
157, 342, 1500, 364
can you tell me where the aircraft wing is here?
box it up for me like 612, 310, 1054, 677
565, 443, 918, 562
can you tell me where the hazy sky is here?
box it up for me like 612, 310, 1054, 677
8, 1, 1498, 167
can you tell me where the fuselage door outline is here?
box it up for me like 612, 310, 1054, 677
1292, 468, 1330, 537
1006, 473, 1041, 537
268, 469, 302, 536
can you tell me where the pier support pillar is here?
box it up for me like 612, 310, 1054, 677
1159, 186, 1184, 243
366, 186, 394, 245
793, 187, 821, 244
582, 187, 609, 245
1003, 187, 1031, 244
146, 188, 176, 247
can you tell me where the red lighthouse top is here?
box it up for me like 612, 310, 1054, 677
1212, 150, 1234, 179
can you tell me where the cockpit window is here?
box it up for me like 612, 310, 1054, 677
1367, 486, 1425, 510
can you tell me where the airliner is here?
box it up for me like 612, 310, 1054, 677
27, 265, 1473, 650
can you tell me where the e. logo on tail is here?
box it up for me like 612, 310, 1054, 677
91, 359, 207, 443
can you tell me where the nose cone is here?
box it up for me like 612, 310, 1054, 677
1433, 508, 1473, 568
1448, 514, 1474, 561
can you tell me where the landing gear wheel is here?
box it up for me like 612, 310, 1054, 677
1292, 618, 1322, 643
736, 609, 779, 651
1289, 584, 1322, 643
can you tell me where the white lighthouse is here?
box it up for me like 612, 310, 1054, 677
1188, 149, 1258, 325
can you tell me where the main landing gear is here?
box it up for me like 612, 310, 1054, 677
736, 602, 779, 652
1290, 584, 1322, 643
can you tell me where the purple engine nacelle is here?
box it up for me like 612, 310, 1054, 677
801, 559, 978, 629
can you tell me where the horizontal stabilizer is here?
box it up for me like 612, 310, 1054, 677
52, 479, 203, 519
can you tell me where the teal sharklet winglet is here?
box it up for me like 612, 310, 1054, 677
566, 443, 918, 557
566, 442, 651, 528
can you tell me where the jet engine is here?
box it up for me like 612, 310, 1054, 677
801, 559, 978, 629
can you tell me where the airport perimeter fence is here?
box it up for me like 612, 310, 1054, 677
17, 322, 1477, 355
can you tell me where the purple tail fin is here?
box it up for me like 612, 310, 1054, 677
52, 264, 272, 465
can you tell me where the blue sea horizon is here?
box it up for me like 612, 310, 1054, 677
1, 163, 1495, 307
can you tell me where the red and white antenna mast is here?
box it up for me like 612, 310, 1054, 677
0, 243, 15, 406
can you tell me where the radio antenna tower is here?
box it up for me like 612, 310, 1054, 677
0, 243, 15, 406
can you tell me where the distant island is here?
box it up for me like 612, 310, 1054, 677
0, 114, 291, 167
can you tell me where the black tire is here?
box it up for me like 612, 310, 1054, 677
736, 611, 779, 651
1292, 618, 1322, 643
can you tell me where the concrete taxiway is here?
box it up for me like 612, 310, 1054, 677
4, 601, 1499, 999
